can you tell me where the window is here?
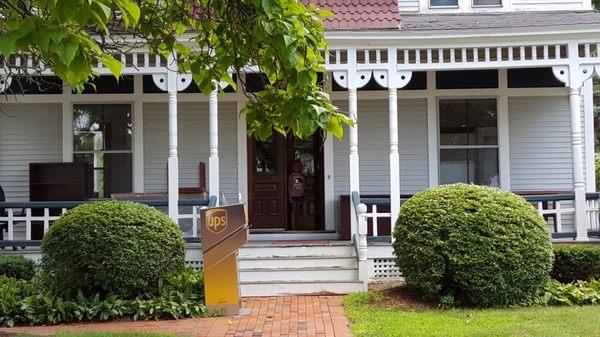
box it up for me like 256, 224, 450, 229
73, 104, 133, 198
430, 0, 458, 7
473, 0, 502, 6
439, 99, 499, 187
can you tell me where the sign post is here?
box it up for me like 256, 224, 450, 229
200, 203, 249, 315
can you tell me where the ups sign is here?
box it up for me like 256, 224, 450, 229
205, 209, 228, 234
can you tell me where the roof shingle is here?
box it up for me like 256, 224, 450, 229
302, 0, 400, 30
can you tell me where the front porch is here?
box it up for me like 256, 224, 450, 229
3, 32, 600, 291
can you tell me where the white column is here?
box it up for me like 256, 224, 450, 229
209, 88, 220, 204
347, 48, 361, 241
569, 87, 588, 241
62, 85, 73, 162
167, 63, 179, 222
426, 71, 439, 187
388, 87, 400, 231
348, 87, 360, 240
132, 75, 144, 193
236, 97, 248, 204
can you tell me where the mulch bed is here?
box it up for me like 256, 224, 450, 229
367, 283, 438, 311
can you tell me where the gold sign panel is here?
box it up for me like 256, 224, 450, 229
200, 203, 249, 316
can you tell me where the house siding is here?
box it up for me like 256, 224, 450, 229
508, 96, 578, 191
332, 98, 429, 228
143, 102, 238, 195
0, 104, 62, 201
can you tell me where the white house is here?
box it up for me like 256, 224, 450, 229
2, 0, 600, 295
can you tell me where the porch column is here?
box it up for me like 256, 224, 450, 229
388, 87, 400, 233
348, 87, 360, 240
209, 88, 220, 204
569, 86, 588, 241
167, 62, 179, 222
347, 48, 361, 240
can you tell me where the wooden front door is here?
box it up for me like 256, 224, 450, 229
248, 132, 325, 230
248, 134, 287, 229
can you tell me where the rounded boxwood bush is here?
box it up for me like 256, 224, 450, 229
41, 201, 185, 297
393, 183, 554, 308
551, 244, 600, 283
0, 255, 36, 280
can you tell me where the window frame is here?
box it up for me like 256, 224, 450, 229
437, 97, 500, 186
72, 103, 134, 198
428, 0, 459, 8
471, 0, 503, 8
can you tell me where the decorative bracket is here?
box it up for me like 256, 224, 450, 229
332, 70, 372, 89
552, 65, 595, 88
551, 66, 569, 86
152, 73, 193, 92
373, 70, 412, 89
0, 76, 12, 93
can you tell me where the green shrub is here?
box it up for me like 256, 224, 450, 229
551, 244, 600, 283
41, 201, 186, 298
596, 153, 600, 192
0, 255, 36, 280
536, 279, 600, 306
393, 183, 554, 308
167, 268, 204, 297
0, 275, 207, 327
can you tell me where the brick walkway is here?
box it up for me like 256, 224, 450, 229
0, 296, 353, 337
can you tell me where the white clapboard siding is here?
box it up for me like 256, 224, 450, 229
512, 0, 585, 11
143, 102, 238, 194
398, 0, 420, 12
508, 96, 580, 191
332, 98, 429, 227
0, 103, 63, 201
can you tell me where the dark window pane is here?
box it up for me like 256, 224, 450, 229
431, 0, 458, 5
508, 68, 565, 88
436, 70, 498, 89
73, 104, 132, 151
440, 148, 499, 186
439, 99, 497, 146
255, 137, 277, 173
74, 153, 132, 198
80, 76, 134, 94
473, 0, 501, 5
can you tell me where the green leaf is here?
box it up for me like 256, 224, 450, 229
99, 54, 123, 78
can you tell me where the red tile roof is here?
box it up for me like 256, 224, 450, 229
302, 0, 400, 30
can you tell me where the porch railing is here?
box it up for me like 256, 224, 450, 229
351, 191, 368, 288
0, 196, 216, 249
352, 192, 600, 242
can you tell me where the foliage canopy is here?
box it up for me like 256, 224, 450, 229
0, 0, 350, 139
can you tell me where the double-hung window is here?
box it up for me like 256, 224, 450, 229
439, 99, 499, 187
73, 104, 133, 198
430, 0, 458, 7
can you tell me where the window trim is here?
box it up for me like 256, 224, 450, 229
437, 98, 500, 186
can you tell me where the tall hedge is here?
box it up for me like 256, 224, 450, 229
551, 244, 600, 283
41, 201, 185, 297
393, 184, 554, 308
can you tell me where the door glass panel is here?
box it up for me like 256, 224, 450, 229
254, 136, 277, 173
440, 148, 499, 187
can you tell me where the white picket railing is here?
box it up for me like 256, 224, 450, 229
0, 198, 215, 248
350, 193, 600, 242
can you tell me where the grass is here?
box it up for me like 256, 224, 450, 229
343, 292, 600, 337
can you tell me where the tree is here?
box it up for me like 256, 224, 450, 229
0, 0, 351, 139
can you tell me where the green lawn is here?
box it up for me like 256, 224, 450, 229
343, 292, 600, 337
